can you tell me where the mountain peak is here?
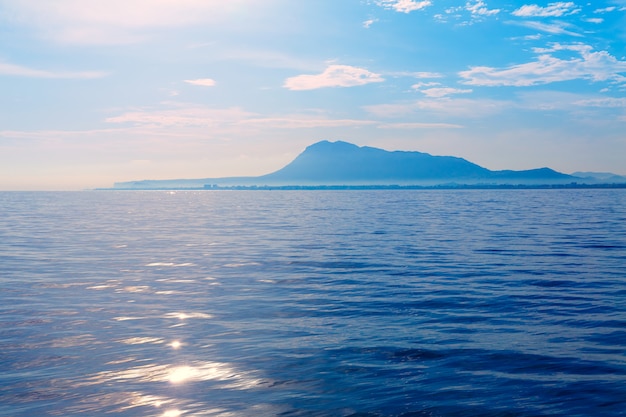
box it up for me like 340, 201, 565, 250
305, 140, 361, 152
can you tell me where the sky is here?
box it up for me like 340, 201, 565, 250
1, 0, 625, 190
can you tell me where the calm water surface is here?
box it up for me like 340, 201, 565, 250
1, 190, 625, 416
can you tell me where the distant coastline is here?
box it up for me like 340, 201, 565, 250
111, 140, 626, 190
98, 183, 626, 191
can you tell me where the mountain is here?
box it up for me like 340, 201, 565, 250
571, 172, 626, 183
256, 140, 490, 184
114, 140, 580, 189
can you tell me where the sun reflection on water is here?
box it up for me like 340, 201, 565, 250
164, 312, 213, 320
40, 297, 263, 415
80, 360, 265, 389
57, 391, 176, 415
113, 311, 213, 322
168, 366, 197, 384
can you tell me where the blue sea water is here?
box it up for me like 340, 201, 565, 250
0, 189, 625, 417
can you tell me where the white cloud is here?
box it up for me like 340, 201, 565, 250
0, 60, 107, 78
512, 2, 580, 17
436, 1, 499, 24
514, 34, 543, 40
584, 18, 604, 24
420, 87, 473, 97
411, 82, 473, 98
363, 18, 378, 28
411, 81, 441, 89
184, 78, 216, 87
459, 43, 626, 87
283, 65, 384, 91
465, 1, 500, 16
375, 0, 432, 13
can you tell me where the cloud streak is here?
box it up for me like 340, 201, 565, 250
507, 20, 582, 36
574, 97, 626, 108
284, 65, 384, 91
364, 97, 507, 118
419, 87, 473, 98
593, 7, 616, 14
105, 106, 255, 128
0, 61, 107, 78
104, 103, 378, 131
184, 78, 216, 87
239, 117, 377, 129
377, 122, 464, 129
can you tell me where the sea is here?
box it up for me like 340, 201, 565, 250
1, 189, 625, 417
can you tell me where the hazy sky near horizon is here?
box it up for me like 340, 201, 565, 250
1, 0, 626, 190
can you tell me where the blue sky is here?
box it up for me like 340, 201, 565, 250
1, 0, 625, 190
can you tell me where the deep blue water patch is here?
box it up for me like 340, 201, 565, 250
1, 189, 625, 416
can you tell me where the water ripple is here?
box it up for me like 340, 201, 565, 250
1, 190, 625, 416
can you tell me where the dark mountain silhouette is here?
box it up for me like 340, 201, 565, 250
114, 140, 582, 189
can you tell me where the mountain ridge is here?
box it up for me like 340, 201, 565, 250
113, 140, 622, 189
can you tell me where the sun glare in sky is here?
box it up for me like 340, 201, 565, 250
1, 0, 625, 189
